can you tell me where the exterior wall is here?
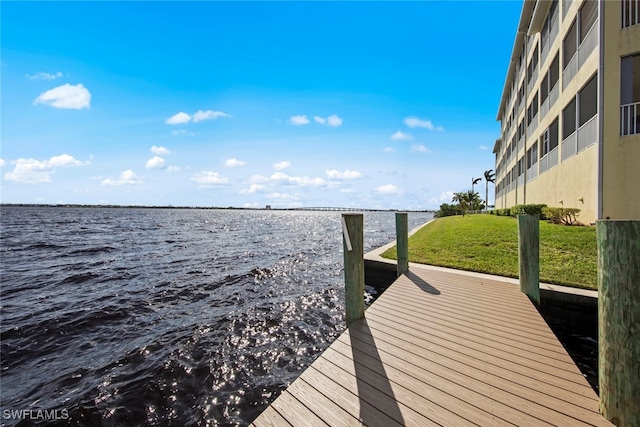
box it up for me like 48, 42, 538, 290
495, 0, 601, 224
601, 1, 640, 219
524, 144, 598, 222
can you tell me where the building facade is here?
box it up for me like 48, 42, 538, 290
494, 0, 640, 223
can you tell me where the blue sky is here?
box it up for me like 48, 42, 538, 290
1, 1, 522, 209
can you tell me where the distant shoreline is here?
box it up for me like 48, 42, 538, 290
0, 204, 435, 213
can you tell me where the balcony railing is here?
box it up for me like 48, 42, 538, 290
579, 21, 598, 69
563, 0, 571, 20
623, 0, 639, 28
548, 146, 559, 170
577, 114, 598, 152
541, 11, 560, 64
621, 102, 640, 135
563, 19, 598, 90
526, 164, 538, 182
518, 175, 524, 187
562, 131, 578, 161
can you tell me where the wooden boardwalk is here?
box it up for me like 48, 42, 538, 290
251, 267, 612, 426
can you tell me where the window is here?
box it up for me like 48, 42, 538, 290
540, 53, 560, 104
527, 92, 539, 124
563, 20, 578, 68
563, 98, 577, 139
549, 118, 559, 150
579, 0, 597, 42
622, 0, 638, 28
621, 54, 640, 105
517, 157, 525, 177
528, 44, 539, 83
550, 53, 560, 87
621, 54, 640, 135
541, 74, 550, 103
579, 74, 598, 126
526, 144, 538, 168
540, 130, 549, 157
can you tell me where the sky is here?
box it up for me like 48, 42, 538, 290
1, 1, 523, 210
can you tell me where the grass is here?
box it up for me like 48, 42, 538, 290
381, 214, 597, 290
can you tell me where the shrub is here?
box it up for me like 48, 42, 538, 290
435, 203, 462, 218
508, 204, 548, 218
495, 208, 511, 216
542, 207, 581, 225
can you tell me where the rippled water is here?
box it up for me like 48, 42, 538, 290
0, 207, 432, 426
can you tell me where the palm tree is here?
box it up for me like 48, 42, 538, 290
452, 192, 467, 216
484, 169, 495, 211
471, 177, 482, 194
466, 190, 483, 212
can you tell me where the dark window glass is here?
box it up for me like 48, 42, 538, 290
550, 53, 560, 88
550, 117, 559, 150
563, 98, 577, 139
579, 74, 598, 126
579, 0, 597, 42
541, 74, 550, 102
563, 20, 577, 68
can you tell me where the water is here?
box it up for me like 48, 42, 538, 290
0, 207, 432, 426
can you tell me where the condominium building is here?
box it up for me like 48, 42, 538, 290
494, 0, 640, 223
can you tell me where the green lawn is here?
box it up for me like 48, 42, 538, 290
381, 214, 597, 290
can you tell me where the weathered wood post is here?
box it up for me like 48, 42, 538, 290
517, 214, 540, 305
396, 212, 409, 277
342, 213, 364, 327
597, 220, 640, 426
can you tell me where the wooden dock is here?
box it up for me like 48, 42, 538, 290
251, 267, 613, 426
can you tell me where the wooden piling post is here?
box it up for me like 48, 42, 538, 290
396, 212, 409, 277
342, 213, 364, 327
597, 220, 640, 426
517, 214, 540, 305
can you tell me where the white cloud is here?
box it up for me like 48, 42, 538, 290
190, 171, 229, 188
0, 158, 4, 167
327, 114, 343, 127
27, 71, 64, 81
146, 156, 166, 169
193, 110, 231, 122
166, 112, 191, 124
266, 192, 300, 200
403, 116, 444, 131
440, 191, 454, 202
289, 115, 310, 126
273, 161, 291, 171
239, 184, 265, 194
101, 170, 144, 186
4, 154, 88, 183
270, 172, 325, 187
314, 116, 326, 124
479, 145, 489, 150
243, 202, 259, 208
172, 129, 187, 135
33, 84, 91, 109
166, 166, 181, 172
151, 146, 170, 155
247, 174, 270, 184
410, 145, 432, 153
391, 131, 413, 140
225, 158, 246, 168
383, 147, 395, 152
375, 184, 400, 194
325, 169, 362, 180
339, 188, 356, 194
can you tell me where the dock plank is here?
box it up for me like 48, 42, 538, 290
251, 267, 613, 426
